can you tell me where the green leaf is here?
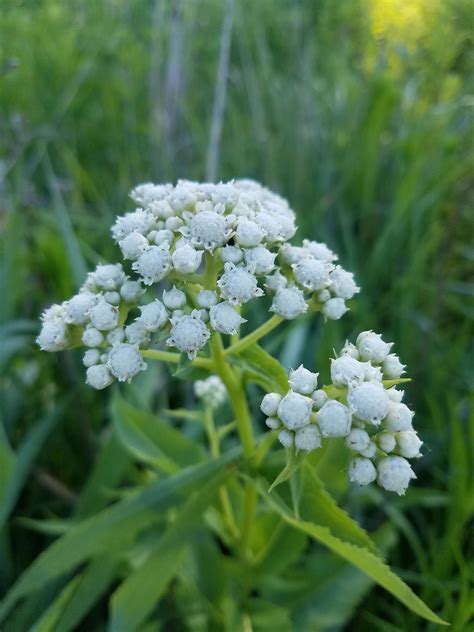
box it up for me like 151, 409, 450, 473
112, 392, 205, 468
268, 446, 305, 492
258, 482, 448, 626
299, 463, 377, 552
0, 449, 240, 621
230, 343, 288, 394
247, 598, 292, 632
0, 407, 62, 529
30, 575, 81, 632
108, 468, 231, 631
111, 393, 178, 472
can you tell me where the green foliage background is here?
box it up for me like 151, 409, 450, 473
0, 0, 472, 630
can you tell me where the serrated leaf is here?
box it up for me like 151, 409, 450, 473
300, 463, 376, 552
268, 447, 305, 492
109, 468, 231, 631
257, 482, 448, 626
230, 343, 288, 394
0, 450, 240, 621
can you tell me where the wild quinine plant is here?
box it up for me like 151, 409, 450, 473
23, 179, 444, 628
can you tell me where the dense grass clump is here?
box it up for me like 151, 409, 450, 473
0, 0, 472, 630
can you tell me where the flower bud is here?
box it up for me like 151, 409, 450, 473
154, 229, 174, 245
106, 327, 126, 345
139, 300, 169, 331
302, 240, 337, 262
82, 327, 104, 348
120, 280, 145, 304
260, 393, 282, 417
132, 245, 172, 285
348, 381, 389, 425
166, 312, 210, 359
37, 319, 69, 352
217, 263, 263, 305
330, 355, 365, 387
311, 389, 328, 410
295, 425, 321, 452
278, 429, 294, 448
125, 319, 151, 346
86, 364, 115, 390
349, 457, 377, 486
345, 428, 371, 452
377, 456, 416, 495
163, 286, 187, 310
83, 349, 101, 367
317, 400, 352, 437
265, 271, 287, 293
382, 353, 406, 379
65, 293, 98, 325
119, 232, 149, 260
357, 332, 392, 364
194, 376, 227, 409
293, 257, 332, 291
377, 432, 396, 453
288, 365, 318, 395
196, 290, 218, 308
278, 391, 313, 430
209, 302, 246, 335
328, 267, 359, 299
244, 246, 276, 275
383, 402, 414, 432
396, 430, 422, 458
322, 298, 348, 320
90, 301, 119, 331
265, 417, 281, 430
172, 244, 203, 274
235, 218, 264, 247
107, 343, 147, 382
221, 245, 243, 264
270, 287, 307, 320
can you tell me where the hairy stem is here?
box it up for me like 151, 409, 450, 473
224, 315, 284, 356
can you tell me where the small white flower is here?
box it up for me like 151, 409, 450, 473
377, 432, 396, 453
235, 218, 264, 247
348, 381, 389, 425
317, 289, 331, 302
65, 293, 99, 325
396, 430, 423, 458
165, 216, 183, 232
357, 332, 392, 364
107, 343, 147, 382
265, 270, 287, 293
90, 301, 119, 331
265, 417, 281, 430
154, 229, 174, 245
377, 456, 416, 495
103, 291, 121, 305
386, 387, 404, 403
289, 365, 318, 395
217, 263, 263, 305
277, 391, 313, 430
106, 327, 125, 345
86, 364, 115, 390
302, 240, 337, 262
280, 244, 309, 265
270, 287, 307, 320
348, 458, 377, 486
330, 355, 365, 387
83, 348, 101, 367
383, 402, 414, 432
295, 425, 321, 452
328, 267, 359, 299
119, 232, 149, 260
132, 245, 172, 285
166, 312, 211, 359
171, 243, 203, 274
194, 375, 227, 409
244, 246, 277, 276
317, 400, 352, 437
322, 298, 348, 320
340, 341, 359, 359
111, 210, 154, 241
382, 354, 406, 379
345, 428, 371, 452
130, 183, 172, 206
82, 327, 104, 348
293, 257, 332, 291
278, 429, 294, 448
209, 302, 246, 335
120, 280, 145, 304
163, 286, 187, 310
125, 319, 151, 346
89, 264, 126, 291
182, 210, 231, 251
149, 200, 175, 220
364, 363, 383, 382
311, 389, 328, 409
359, 440, 377, 459
37, 318, 69, 352
221, 245, 243, 264
260, 392, 282, 417
196, 290, 218, 309
139, 300, 169, 331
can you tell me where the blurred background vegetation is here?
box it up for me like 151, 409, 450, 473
1, 0, 473, 630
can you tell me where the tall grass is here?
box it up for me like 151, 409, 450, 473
1, 0, 472, 629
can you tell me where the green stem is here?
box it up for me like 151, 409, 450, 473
224, 315, 284, 356
211, 333, 255, 459
141, 349, 214, 369
204, 251, 220, 289
203, 407, 240, 540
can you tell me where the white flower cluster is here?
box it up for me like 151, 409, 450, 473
38, 179, 359, 389
194, 375, 227, 409
261, 332, 421, 495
